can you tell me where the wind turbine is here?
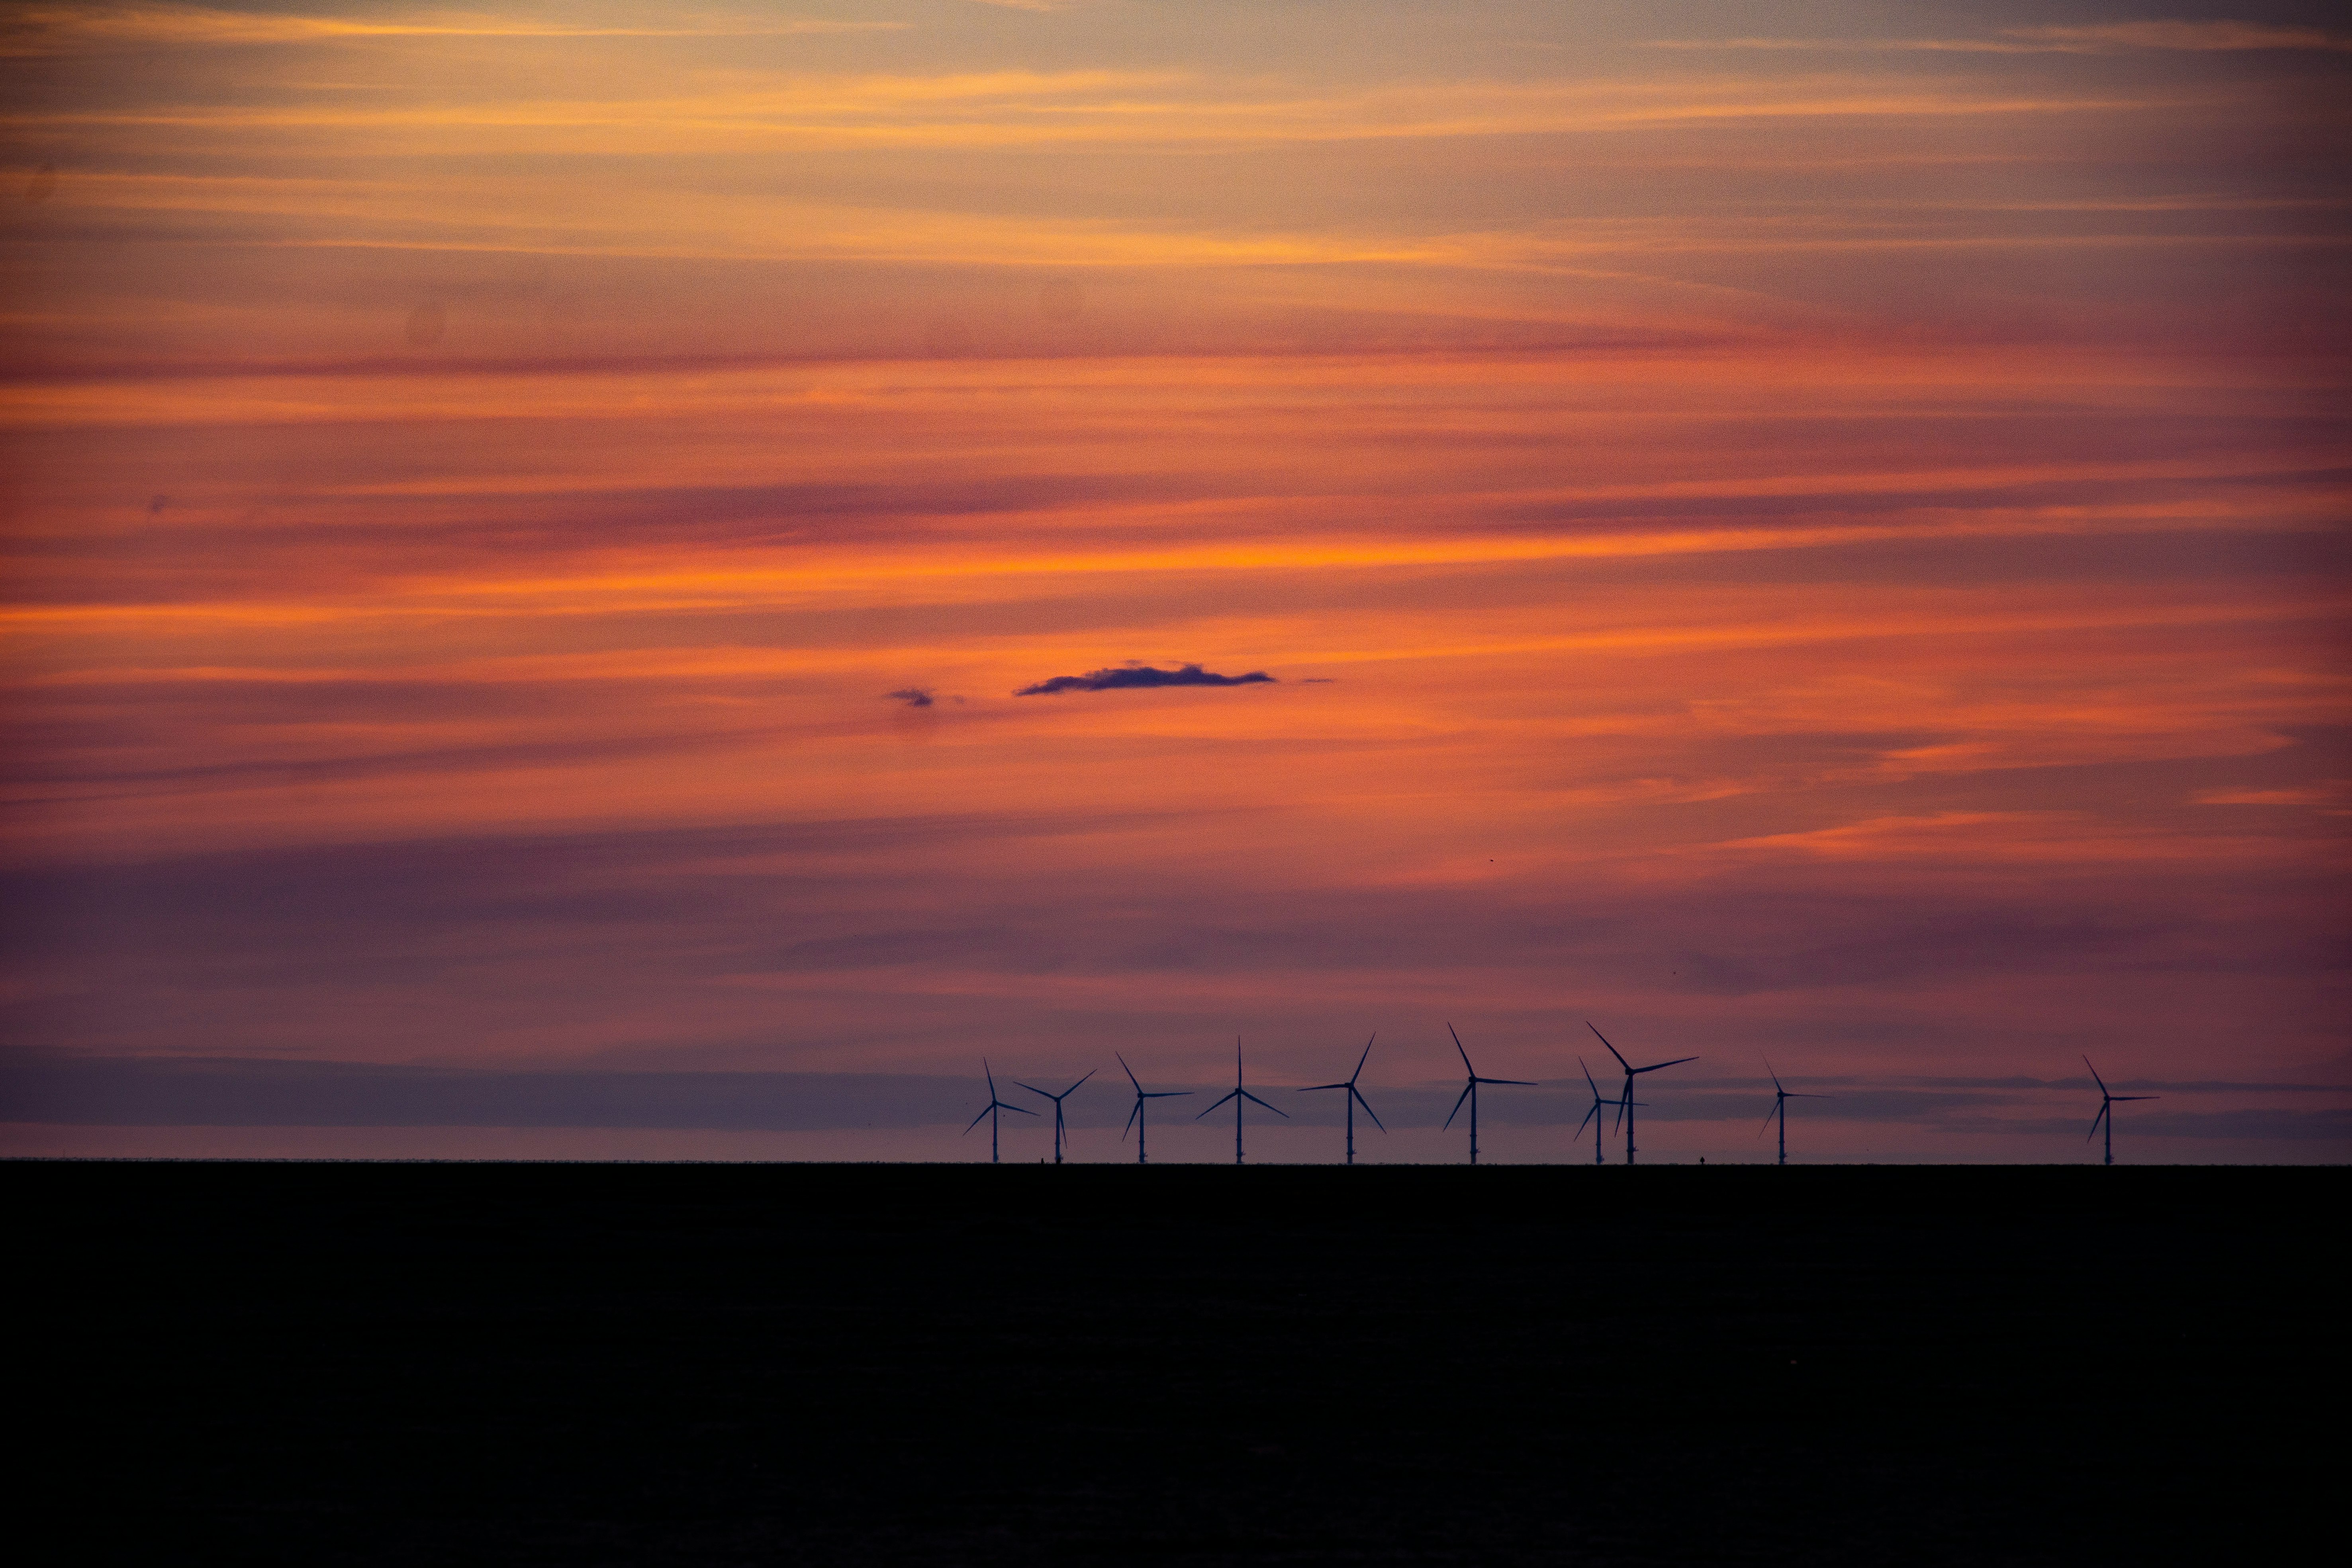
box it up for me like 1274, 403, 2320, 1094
1298, 1033, 1386, 1165
1588, 1022, 1696, 1166
1443, 1024, 1533, 1165
1575, 1058, 1616, 1166
1197, 1037, 1286, 1165
1758, 1058, 1830, 1167
1117, 1053, 1191, 1165
1015, 1069, 1095, 1165
963, 1059, 1036, 1164
2084, 1056, 2158, 1167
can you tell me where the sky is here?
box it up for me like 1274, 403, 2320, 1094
2, 0, 2346, 1163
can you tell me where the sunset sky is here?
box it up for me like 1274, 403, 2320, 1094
3, 0, 2346, 1161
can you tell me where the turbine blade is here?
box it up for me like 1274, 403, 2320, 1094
1759, 1108, 1777, 1137
1062, 1069, 1096, 1096
1481, 1077, 1536, 1086
1764, 1055, 1782, 1093
1636, 1055, 1700, 1073
1123, 1100, 1140, 1138
997, 1101, 1037, 1116
2113, 1095, 2159, 1102
1443, 1082, 1473, 1130
1239, 1090, 1290, 1117
1298, 1083, 1348, 1093
965, 1105, 993, 1133
1014, 1081, 1049, 1099
1588, 1022, 1632, 1073
2082, 1054, 2109, 1095
1580, 1058, 1601, 1096
1197, 1090, 1241, 1119
1789, 1093, 1832, 1100
2087, 1102, 2109, 1140
1353, 1033, 1377, 1083
1577, 1104, 1600, 1135
1117, 1053, 1142, 1093
1144, 1090, 1191, 1098
1448, 1022, 1475, 1076
1353, 1088, 1387, 1132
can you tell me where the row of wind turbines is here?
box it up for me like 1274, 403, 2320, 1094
969, 1026, 2160, 1166
967, 1022, 1720, 1166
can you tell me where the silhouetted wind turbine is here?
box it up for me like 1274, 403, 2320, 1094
1117, 1053, 1190, 1165
1444, 1024, 1533, 1165
964, 1059, 1036, 1164
1298, 1033, 1386, 1165
1575, 1058, 1615, 1166
1758, 1058, 1830, 1167
1589, 1022, 1696, 1166
1016, 1069, 1095, 1165
2084, 1055, 2158, 1167
1197, 1037, 1286, 1165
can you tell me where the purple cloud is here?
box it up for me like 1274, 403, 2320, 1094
1016, 662, 1275, 695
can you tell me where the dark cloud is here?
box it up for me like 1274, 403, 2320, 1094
0, 1051, 977, 1131
1, 807, 2336, 1075
885, 687, 935, 708
1016, 662, 1275, 696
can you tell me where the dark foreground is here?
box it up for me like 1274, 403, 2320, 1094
17, 1163, 2336, 1565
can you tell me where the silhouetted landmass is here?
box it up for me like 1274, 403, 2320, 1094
13, 1165, 2331, 1565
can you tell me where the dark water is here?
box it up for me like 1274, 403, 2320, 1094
16, 1164, 2332, 1564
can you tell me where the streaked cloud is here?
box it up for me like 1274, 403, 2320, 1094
2008, 21, 2352, 53
1648, 21, 2352, 56
0, 4, 905, 53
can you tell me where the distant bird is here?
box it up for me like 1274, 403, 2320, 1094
1298, 1033, 1386, 1165
1443, 1024, 1533, 1165
1117, 1053, 1191, 1165
1016, 1070, 1095, 1165
1575, 1058, 1615, 1165
1758, 1058, 1830, 1167
1589, 1022, 1696, 1167
1197, 1037, 1286, 1165
2084, 1056, 2158, 1167
963, 1059, 1036, 1165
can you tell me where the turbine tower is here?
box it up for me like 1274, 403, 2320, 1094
1015, 1069, 1095, 1165
1759, 1058, 1830, 1167
1298, 1033, 1386, 1165
2084, 1055, 2158, 1166
963, 1059, 1036, 1164
1588, 1022, 1696, 1166
1117, 1053, 1191, 1165
1443, 1024, 1533, 1165
1197, 1037, 1286, 1165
